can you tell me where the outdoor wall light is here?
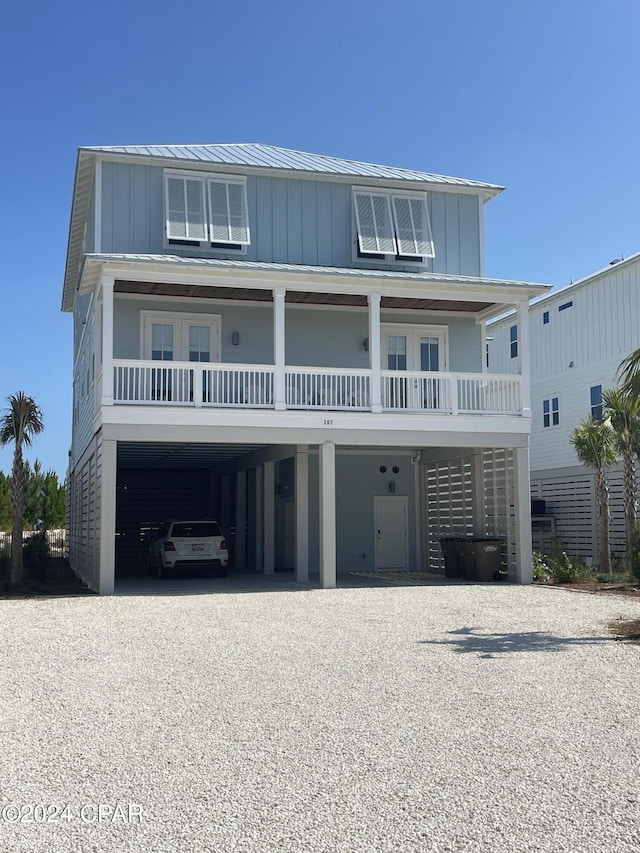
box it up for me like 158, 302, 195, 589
363, 338, 369, 352
231, 332, 240, 346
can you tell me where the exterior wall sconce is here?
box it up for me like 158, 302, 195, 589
388, 481, 396, 493
231, 332, 240, 346
363, 338, 369, 352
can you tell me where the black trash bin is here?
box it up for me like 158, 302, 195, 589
440, 537, 465, 578
459, 537, 505, 582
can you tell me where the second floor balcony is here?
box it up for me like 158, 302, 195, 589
111, 359, 523, 416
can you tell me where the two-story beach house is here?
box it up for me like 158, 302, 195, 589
62, 143, 548, 593
488, 252, 640, 562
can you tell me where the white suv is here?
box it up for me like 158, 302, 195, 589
148, 520, 229, 579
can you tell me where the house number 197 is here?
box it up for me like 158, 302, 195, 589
323, 419, 334, 426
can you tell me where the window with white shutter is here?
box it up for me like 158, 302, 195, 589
353, 187, 434, 262
354, 192, 396, 255
392, 195, 434, 258
165, 175, 208, 242
164, 170, 250, 250
208, 178, 250, 245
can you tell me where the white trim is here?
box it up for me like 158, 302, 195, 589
319, 442, 336, 588
478, 194, 485, 277
263, 461, 275, 574
140, 310, 221, 362
373, 495, 409, 571
101, 276, 114, 406
295, 446, 309, 583
273, 287, 286, 410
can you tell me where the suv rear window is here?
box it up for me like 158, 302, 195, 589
171, 522, 222, 538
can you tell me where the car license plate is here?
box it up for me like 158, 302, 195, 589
192, 544, 205, 552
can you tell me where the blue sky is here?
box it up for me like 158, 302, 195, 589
1, 0, 639, 476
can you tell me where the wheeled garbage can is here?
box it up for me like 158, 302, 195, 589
439, 537, 465, 578
459, 538, 505, 582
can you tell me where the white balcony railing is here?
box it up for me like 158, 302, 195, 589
112, 360, 522, 416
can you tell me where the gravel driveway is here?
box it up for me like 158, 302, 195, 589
0, 581, 638, 852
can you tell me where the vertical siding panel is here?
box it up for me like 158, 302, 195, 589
287, 179, 303, 263
115, 164, 132, 252
131, 166, 149, 252
302, 181, 318, 265
445, 193, 461, 274
430, 192, 447, 274
331, 183, 350, 267
147, 166, 164, 253
316, 182, 333, 266
101, 161, 114, 253
458, 193, 480, 276
271, 178, 288, 262
255, 176, 273, 262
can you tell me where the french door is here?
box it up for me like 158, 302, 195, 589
382, 326, 447, 411
141, 312, 221, 401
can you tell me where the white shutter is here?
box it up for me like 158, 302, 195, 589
165, 175, 207, 241
208, 178, 250, 245
354, 192, 396, 254
392, 195, 434, 258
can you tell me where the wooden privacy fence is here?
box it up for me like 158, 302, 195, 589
0, 529, 66, 558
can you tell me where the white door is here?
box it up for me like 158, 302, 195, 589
374, 496, 409, 570
383, 326, 447, 410
142, 314, 221, 362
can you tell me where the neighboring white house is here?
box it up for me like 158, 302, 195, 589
61, 143, 548, 594
488, 252, 640, 561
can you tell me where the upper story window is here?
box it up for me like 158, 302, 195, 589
590, 384, 603, 420
543, 310, 549, 324
543, 396, 559, 428
558, 300, 573, 312
164, 170, 250, 251
510, 324, 518, 359
353, 189, 435, 262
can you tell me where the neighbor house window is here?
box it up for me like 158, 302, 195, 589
543, 396, 559, 428
590, 385, 603, 420
353, 188, 435, 261
165, 171, 250, 249
510, 324, 518, 359
558, 300, 573, 312
543, 310, 549, 324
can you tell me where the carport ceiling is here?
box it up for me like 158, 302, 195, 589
117, 442, 266, 469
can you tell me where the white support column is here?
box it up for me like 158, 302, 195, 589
514, 445, 533, 584
101, 275, 114, 406
273, 287, 286, 410
319, 441, 336, 589
516, 300, 531, 417
255, 466, 264, 571
235, 471, 247, 571
368, 293, 382, 412
295, 446, 309, 583
472, 450, 486, 536
99, 437, 117, 595
263, 461, 275, 574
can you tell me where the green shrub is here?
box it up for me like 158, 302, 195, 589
533, 547, 586, 584
532, 552, 552, 583
23, 532, 49, 584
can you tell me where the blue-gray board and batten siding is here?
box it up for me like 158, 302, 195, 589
100, 162, 482, 277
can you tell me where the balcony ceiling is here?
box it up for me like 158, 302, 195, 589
114, 280, 492, 312
117, 442, 266, 469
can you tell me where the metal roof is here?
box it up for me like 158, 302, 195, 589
82, 143, 504, 192
81, 253, 551, 296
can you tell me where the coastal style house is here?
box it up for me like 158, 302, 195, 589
488, 252, 640, 562
62, 143, 548, 593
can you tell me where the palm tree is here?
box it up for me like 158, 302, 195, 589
603, 387, 640, 567
618, 348, 640, 399
0, 393, 44, 588
571, 417, 616, 574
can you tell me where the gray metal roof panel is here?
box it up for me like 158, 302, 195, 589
81, 143, 503, 191
83, 253, 551, 292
